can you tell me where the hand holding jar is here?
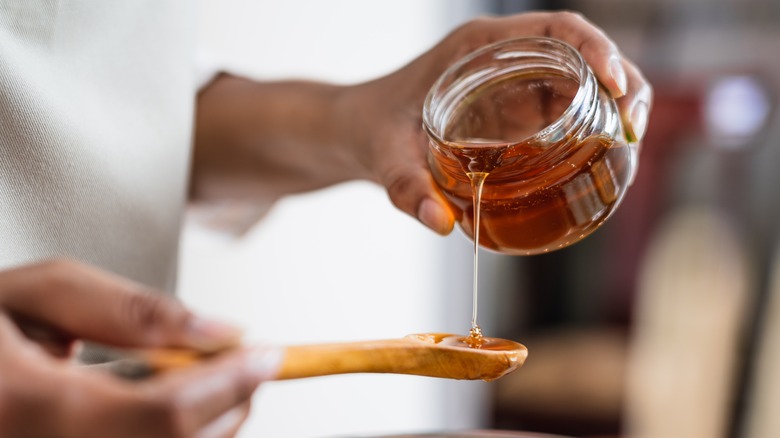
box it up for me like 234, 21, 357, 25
342, 11, 652, 238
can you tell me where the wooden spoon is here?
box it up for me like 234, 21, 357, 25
118, 333, 527, 382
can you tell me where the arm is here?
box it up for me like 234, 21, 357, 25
192, 78, 367, 204
191, 11, 653, 235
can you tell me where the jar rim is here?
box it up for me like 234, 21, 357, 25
422, 36, 593, 149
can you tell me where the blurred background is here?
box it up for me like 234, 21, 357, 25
181, 0, 780, 437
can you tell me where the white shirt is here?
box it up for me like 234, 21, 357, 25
0, 0, 197, 292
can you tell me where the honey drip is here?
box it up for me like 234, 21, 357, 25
466, 325, 484, 348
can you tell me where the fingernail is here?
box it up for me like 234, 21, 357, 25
188, 316, 244, 352
417, 198, 451, 235
629, 101, 649, 142
609, 56, 627, 97
245, 347, 284, 381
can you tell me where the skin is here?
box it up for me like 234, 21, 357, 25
0, 11, 653, 437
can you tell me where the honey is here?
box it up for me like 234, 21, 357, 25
428, 132, 632, 255
439, 333, 522, 353
465, 324, 484, 348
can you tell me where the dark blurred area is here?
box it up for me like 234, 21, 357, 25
484, 1, 780, 437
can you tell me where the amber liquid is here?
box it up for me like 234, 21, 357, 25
418, 332, 523, 352
430, 135, 631, 255
439, 334, 520, 352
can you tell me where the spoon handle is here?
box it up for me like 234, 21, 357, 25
110, 339, 418, 379
277, 338, 430, 380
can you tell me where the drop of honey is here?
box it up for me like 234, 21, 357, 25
432, 333, 521, 352
465, 325, 484, 348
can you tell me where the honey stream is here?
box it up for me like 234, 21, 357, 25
466, 172, 488, 348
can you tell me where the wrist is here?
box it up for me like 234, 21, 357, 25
332, 81, 382, 183
195, 75, 378, 200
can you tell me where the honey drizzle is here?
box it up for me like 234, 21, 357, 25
466, 171, 489, 348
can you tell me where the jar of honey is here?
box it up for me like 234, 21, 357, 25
423, 37, 637, 255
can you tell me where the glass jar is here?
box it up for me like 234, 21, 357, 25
423, 37, 637, 255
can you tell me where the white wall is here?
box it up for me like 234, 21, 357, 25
179, 1, 489, 437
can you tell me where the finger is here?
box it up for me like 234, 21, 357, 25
374, 117, 455, 235
541, 11, 626, 98
383, 161, 455, 236
0, 260, 242, 352
616, 59, 653, 143
140, 346, 281, 436
195, 401, 252, 438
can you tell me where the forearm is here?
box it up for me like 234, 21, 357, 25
191, 73, 373, 203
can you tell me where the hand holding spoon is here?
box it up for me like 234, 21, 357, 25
117, 333, 527, 382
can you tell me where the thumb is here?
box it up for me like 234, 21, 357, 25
0, 260, 242, 352
383, 164, 455, 236
376, 126, 456, 235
